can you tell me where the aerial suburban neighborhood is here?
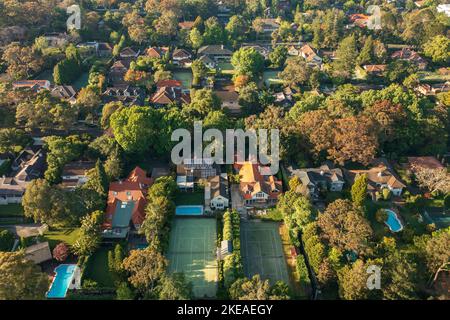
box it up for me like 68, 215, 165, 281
0, 0, 449, 303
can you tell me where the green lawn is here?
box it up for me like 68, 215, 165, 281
82, 247, 115, 288
175, 190, 204, 206
0, 204, 24, 217
43, 228, 80, 249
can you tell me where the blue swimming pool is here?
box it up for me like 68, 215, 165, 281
175, 205, 204, 216
385, 209, 403, 232
46, 264, 77, 299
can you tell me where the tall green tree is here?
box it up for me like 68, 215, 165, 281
84, 159, 109, 197
333, 35, 358, 79
231, 47, 265, 80
351, 174, 368, 209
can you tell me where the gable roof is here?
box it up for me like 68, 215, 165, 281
120, 47, 139, 58
25, 242, 52, 264
103, 167, 152, 232
151, 86, 190, 105
146, 47, 169, 58
363, 64, 387, 73
345, 159, 406, 191
51, 85, 77, 100
12, 80, 51, 91
289, 162, 344, 188
208, 175, 228, 199
178, 21, 195, 29
173, 48, 192, 59
236, 162, 282, 199
198, 45, 233, 56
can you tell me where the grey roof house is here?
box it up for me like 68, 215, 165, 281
287, 162, 344, 200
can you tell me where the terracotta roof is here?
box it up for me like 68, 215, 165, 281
236, 162, 282, 200
151, 86, 190, 105
179, 21, 195, 29
146, 47, 169, 58
13, 80, 50, 91
103, 167, 152, 230
156, 79, 182, 88
363, 65, 387, 73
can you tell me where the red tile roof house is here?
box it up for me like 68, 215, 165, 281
151, 80, 190, 107
363, 64, 387, 76
348, 13, 370, 28
234, 162, 282, 207
391, 48, 428, 70
146, 46, 170, 59
178, 21, 195, 30
172, 48, 193, 67
102, 167, 152, 239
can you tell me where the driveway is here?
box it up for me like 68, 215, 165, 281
231, 185, 247, 219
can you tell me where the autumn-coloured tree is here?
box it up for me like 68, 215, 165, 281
2, 43, 43, 79
53, 243, 70, 262
328, 116, 378, 166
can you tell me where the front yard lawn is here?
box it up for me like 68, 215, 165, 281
43, 228, 80, 249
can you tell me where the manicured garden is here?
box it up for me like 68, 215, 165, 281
174, 190, 204, 206
82, 247, 115, 288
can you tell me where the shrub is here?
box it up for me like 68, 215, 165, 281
382, 188, 392, 200
296, 255, 311, 286
444, 193, 450, 209
0, 230, 15, 252
53, 242, 70, 262
375, 209, 388, 223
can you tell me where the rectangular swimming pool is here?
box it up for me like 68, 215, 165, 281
175, 205, 204, 216
46, 264, 78, 299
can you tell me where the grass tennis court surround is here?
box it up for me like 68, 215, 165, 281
241, 221, 290, 285
167, 218, 217, 298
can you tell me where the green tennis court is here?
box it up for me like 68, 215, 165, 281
167, 218, 218, 298
241, 221, 290, 285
